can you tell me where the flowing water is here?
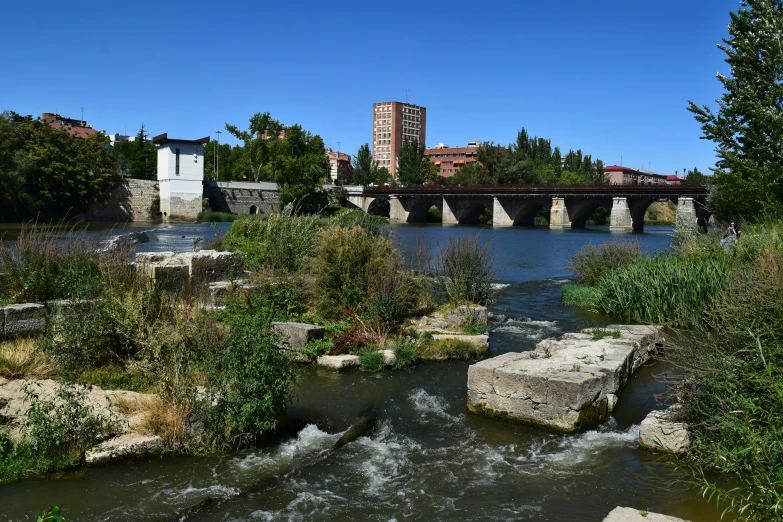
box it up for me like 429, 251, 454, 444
1, 223, 722, 521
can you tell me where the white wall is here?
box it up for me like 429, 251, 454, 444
157, 140, 205, 221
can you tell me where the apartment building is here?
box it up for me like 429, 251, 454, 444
423, 142, 480, 177
41, 112, 97, 138
605, 165, 668, 185
325, 148, 353, 185
372, 101, 426, 178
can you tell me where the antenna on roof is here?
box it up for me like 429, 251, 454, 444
81, 107, 84, 124
406, 89, 409, 103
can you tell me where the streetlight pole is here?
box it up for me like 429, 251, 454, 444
215, 130, 222, 180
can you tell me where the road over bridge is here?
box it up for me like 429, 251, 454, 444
345, 184, 710, 231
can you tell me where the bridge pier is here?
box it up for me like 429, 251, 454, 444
609, 198, 633, 232
549, 197, 571, 229
442, 197, 459, 225
492, 197, 513, 227
389, 196, 409, 223
676, 197, 710, 232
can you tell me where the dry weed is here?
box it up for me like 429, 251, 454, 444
0, 337, 56, 378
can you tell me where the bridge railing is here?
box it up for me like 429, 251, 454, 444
362, 184, 708, 198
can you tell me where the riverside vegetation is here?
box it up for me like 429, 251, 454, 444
562, 222, 783, 520
0, 210, 496, 484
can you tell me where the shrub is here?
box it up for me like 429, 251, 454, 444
312, 226, 394, 319
200, 315, 298, 448
434, 235, 498, 306
392, 341, 418, 369
196, 211, 239, 223
561, 284, 603, 309
359, 349, 384, 372
364, 258, 422, 336
417, 338, 488, 361
302, 338, 334, 358
0, 221, 102, 303
567, 240, 641, 286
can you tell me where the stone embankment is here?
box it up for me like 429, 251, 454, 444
639, 405, 690, 454
0, 377, 162, 464
467, 325, 663, 432
603, 507, 688, 521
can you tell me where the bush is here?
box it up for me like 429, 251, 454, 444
392, 341, 418, 369
567, 240, 641, 286
359, 349, 384, 372
417, 338, 488, 361
561, 284, 603, 309
200, 315, 298, 448
196, 211, 239, 223
434, 235, 498, 306
312, 226, 394, 319
0, 221, 103, 303
365, 258, 422, 336
222, 211, 388, 273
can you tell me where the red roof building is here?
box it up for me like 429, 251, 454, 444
41, 113, 98, 138
605, 165, 669, 185
423, 144, 480, 177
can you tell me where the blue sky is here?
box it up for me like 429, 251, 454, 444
1, 0, 739, 176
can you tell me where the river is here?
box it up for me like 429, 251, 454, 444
1, 222, 721, 521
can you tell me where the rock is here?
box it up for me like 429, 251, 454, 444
447, 314, 465, 326
607, 393, 619, 413
467, 325, 663, 433
603, 507, 688, 521
639, 406, 690, 454
381, 349, 396, 367
3, 303, 46, 338
316, 355, 360, 370
458, 305, 488, 324
183, 250, 243, 284
432, 333, 489, 346
428, 318, 450, 330
135, 251, 176, 263
272, 322, 326, 350
85, 433, 164, 465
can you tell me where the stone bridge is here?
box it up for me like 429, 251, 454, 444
345, 184, 710, 231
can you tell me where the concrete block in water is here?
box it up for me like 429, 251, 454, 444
467, 325, 663, 432
184, 250, 243, 283
317, 355, 360, 370
639, 406, 690, 454
3, 303, 46, 338
603, 507, 688, 521
85, 433, 164, 465
272, 322, 325, 350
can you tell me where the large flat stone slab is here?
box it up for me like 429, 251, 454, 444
272, 322, 325, 350
3, 303, 46, 338
85, 433, 163, 465
467, 325, 663, 432
316, 355, 360, 370
639, 406, 690, 454
603, 507, 688, 521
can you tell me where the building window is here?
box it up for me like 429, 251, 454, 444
175, 148, 180, 175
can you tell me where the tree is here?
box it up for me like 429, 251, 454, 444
225, 112, 283, 183
375, 167, 391, 186
688, 0, 783, 219
421, 157, 440, 185
396, 139, 425, 185
477, 142, 508, 184
351, 143, 376, 186
685, 167, 708, 184
450, 162, 485, 185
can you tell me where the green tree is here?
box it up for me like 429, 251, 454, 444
396, 139, 425, 185
351, 143, 376, 186
375, 167, 391, 185
685, 167, 708, 184
477, 142, 509, 183
688, 0, 783, 219
421, 157, 440, 184
450, 162, 485, 185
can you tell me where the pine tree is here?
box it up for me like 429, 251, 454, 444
688, 0, 783, 219
351, 143, 376, 186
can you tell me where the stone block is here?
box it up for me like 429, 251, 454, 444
85, 433, 164, 465
135, 251, 176, 263
467, 325, 662, 432
186, 250, 243, 284
3, 303, 46, 338
603, 507, 688, 522
381, 349, 396, 367
317, 355, 361, 370
150, 264, 189, 291
639, 406, 690, 455
272, 322, 326, 350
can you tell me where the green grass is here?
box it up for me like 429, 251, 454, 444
358, 349, 384, 372
561, 284, 602, 309
460, 318, 487, 335
417, 338, 488, 361
77, 365, 159, 393
392, 341, 418, 369
586, 328, 621, 341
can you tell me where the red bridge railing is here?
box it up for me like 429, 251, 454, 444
362, 184, 708, 198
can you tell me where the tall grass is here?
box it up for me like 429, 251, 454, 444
222, 210, 388, 272
434, 235, 498, 306
567, 239, 641, 286
0, 221, 103, 303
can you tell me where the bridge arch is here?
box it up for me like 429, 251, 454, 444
366, 196, 390, 218
567, 198, 613, 229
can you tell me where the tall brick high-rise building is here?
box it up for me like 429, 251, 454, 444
372, 101, 426, 179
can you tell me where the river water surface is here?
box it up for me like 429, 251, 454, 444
1, 222, 721, 521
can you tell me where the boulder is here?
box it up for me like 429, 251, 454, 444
603, 507, 688, 521
85, 433, 164, 465
467, 325, 663, 432
381, 349, 396, 367
3, 303, 46, 338
458, 305, 488, 325
272, 322, 326, 350
316, 355, 361, 370
639, 406, 690, 454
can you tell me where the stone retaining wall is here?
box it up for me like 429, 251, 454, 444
467, 325, 663, 432
85, 179, 161, 222
203, 181, 281, 216
0, 300, 87, 339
